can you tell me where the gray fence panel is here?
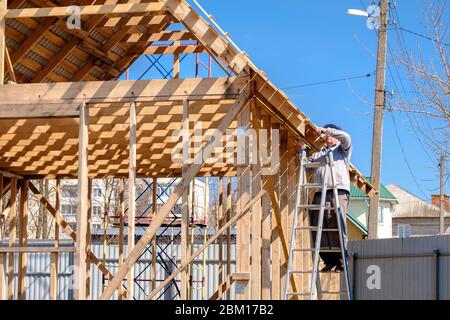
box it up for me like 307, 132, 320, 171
348, 235, 450, 300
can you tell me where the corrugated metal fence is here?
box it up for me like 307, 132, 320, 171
348, 235, 450, 300
3, 241, 236, 300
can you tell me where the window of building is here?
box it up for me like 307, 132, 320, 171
62, 185, 77, 198
93, 188, 102, 198
93, 206, 102, 216
378, 206, 384, 224
398, 224, 411, 238
62, 205, 76, 215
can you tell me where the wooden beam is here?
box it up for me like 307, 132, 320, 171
0, 173, 5, 299
4, 3, 165, 19
50, 179, 61, 300
173, 40, 180, 79
118, 178, 124, 300
143, 44, 205, 55
0, 77, 245, 105
7, 177, 16, 300
261, 115, 271, 299
180, 99, 189, 300
127, 101, 136, 300
225, 176, 232, 300
250, 103, 262, 299
5, 48, 16, 83
0, 103, 79, 119
75, 101, 88, 300
151, 177, 156, 296
86, 179, 92, 299
0, 247, 75, 253
147, 187, 267, 300
0, 0, 6, 85
217, 176, 224, 300
17, 180, 28, 300
99, 83, 252, 300
164, 0, 247, 75
209, 274, 233, 300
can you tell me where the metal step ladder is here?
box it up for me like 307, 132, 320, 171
284, 150, 352, 300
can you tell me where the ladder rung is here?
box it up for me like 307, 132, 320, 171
298, 204, 334, 210
303, 162, 326, 168
295, 226, 339, 232
289, 270, 313, 274
301, 183, 323, 189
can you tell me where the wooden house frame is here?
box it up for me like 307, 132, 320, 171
0, 0, 374, 300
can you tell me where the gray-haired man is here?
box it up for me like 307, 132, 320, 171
296, 124, 352, 272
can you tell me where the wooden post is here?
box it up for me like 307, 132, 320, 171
181, 99, 190, 300
0, 173, 5, 300
18, 180, 28, 300
151, 177, 157, 296
261, 115, 271, 299
0, 0, 6, 85
7, 177, 16, 300
236, 103, 251, 300
250, 104, 262, 299
86, 179, 92, 299
50, 179, 61, 300
271, 124, 281, 299
279, 130, 288, 297
225, 177, 232, 300
173, 40, 180, 78
118, 178, 125, 300
127, 101, 136, 300
75, 101, 89, 300
217, 177, 224, 300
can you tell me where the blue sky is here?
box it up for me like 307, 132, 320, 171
125, 0, 448, 201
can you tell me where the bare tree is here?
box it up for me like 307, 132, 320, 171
391, 0, 449, 157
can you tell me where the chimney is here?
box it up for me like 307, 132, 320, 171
432, 194, 450, 213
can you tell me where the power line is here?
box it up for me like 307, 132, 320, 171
395, 26, 450, 47
280, 72, 374, 90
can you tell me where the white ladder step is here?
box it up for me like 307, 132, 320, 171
303, 162, 327, 168
301, 183, 323, 189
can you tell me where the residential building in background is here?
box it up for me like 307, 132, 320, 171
387, 184, 450, 237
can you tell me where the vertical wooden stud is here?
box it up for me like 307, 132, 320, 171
18, 180, 28, 300
127, 101, 136, 300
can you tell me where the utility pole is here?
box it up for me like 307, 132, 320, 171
367, 0, 389, 239
440, 155, 445, 234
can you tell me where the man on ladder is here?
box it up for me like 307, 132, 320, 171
296, 124, 352, 273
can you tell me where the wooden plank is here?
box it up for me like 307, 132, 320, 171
143, 44, 205, 55
250, 103, 262, 299
99, 84, 252, 300
86, 179, 92, 300
75, 101, 89, 300
0, 0, 6, 84
225, 176, 232, 300
209, 274, 233, 300
236, 103, 251, 300
146, 187, 266, 300
118, 178, 124, 300
50, 179, 60, 300
5, 48, 16, 83
271, 124, 281, 300
164, 0, 247, 75
0, 247, 75, 253
0, 77, 245, 104
279, 130, 288, 298
5, 3, 165, 19
0, 252, 5, 299
17, 180, 28, 300
151, 177, 156, 296
261, 115, 271, 299
217, 177, 224, 300
180, 99, 189, 300
127, 101, 136, 300
0, 103, 79, 119
7, 178, 16, 300
173, 40, 180, 79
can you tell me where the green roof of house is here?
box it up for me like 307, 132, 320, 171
347, 212, 368, 234
350, 177, 396, 201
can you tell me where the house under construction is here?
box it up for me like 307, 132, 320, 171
0, 0, 375, 300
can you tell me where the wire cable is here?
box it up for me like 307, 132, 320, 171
280, 72, 374, 90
